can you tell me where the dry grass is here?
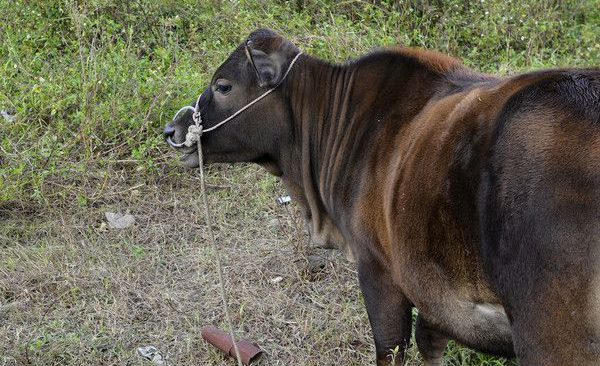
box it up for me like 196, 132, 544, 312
0, 157, 517, 365
0, 160, 387, 365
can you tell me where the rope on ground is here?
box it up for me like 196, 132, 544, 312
194, 126, 243, 366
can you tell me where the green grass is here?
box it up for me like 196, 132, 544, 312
1, 0, 598, 205
0, 0, 598, 365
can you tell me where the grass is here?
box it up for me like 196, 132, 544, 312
0, 0, 598, 364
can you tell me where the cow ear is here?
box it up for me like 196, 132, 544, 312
245, 42, 280, 87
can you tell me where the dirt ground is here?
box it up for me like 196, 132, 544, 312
1, 154, 517, 365
0, 159, 386, 366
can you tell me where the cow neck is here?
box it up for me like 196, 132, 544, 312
277, 52, 456, 238
273, 55, 350, 241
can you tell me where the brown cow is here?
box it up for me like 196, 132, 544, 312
163, 29, 600, 365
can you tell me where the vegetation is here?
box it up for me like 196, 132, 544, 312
0, 0, 598, 365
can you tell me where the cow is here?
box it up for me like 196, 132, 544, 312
163, 29, 600, 365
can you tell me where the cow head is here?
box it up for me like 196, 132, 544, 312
163, 29, 300, 173
163, 29, 353, 260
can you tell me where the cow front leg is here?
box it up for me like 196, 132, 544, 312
358, 257, 413, 365
415, 314, 448, 366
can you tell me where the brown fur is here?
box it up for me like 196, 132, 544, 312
385, 46, 464, 73
165, 29, 600, 365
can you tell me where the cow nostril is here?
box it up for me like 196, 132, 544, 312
163, 124, 175, 137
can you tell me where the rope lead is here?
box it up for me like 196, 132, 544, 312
194, 124, 243, 366
173, 51, 304, 366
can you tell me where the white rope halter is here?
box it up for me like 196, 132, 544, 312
167, 52, 303, 148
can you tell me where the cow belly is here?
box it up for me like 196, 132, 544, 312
424, 300, 514, 357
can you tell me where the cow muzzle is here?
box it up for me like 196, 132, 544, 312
163, 124, 187, 148
164, 106, 197, 149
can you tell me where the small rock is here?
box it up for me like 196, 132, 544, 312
270, 276, 283, 284
105, 212, 135, 229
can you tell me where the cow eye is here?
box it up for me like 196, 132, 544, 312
215, 83, 232, 94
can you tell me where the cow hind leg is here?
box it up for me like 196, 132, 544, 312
358, 256, 413, 366
483, 213, 600, 364
483, 189, 600, 364
507, 286, 600, 365
481, 82, 600, 365
415, 314, 449, 366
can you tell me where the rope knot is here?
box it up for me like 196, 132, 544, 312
184, 124, 203, 147
193, 110, 202, 125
